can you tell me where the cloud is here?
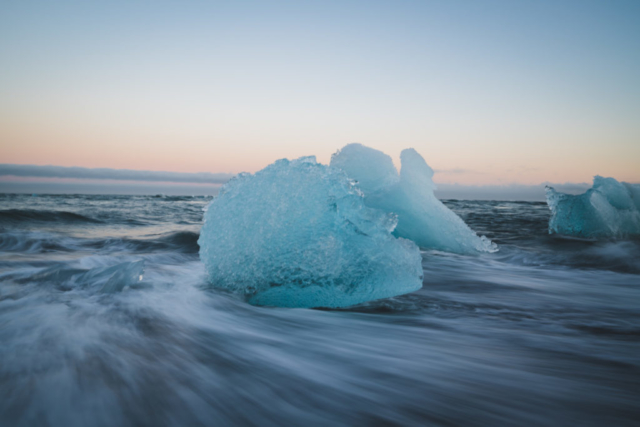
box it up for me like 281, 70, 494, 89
0, 163, 597, 200
434, 168, 486, 175
434, 182, 591, 201
0, 164, 235, 184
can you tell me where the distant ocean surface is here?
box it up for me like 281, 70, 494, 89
1, 193, 639, 426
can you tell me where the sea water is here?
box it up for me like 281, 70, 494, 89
0, 194, 639, 426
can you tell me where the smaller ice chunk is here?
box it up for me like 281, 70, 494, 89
546, 176, 640, 239
198, 156, 423, 308
94, 260, 145, 293
330, 144, 496, 254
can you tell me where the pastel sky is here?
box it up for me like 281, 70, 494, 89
1, 0, 639, 186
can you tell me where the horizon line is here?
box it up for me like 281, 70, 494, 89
1, 163, 626, 188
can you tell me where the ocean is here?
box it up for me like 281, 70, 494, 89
1, 193, 638, 426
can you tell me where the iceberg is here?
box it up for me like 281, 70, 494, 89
546, 176, 640, 239
330, 144, 496, 254
198, 156, 423, 308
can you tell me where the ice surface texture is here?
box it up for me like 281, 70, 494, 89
198, 157, 423, 308
331, 144, 497, 254
546, 176, 640, 239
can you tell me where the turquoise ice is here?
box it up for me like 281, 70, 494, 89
198, 156, 422, 308
331, 144, 496, 254
546, 176, 640, 239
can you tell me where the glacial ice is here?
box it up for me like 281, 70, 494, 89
331, 144, 497, 254
198, 156, 423, 308
546, 176, 640, 239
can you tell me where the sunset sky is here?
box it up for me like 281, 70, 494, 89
1, 0, 639, 189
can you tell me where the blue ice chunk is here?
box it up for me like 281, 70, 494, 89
546, 176, 640, 239
96, 260, 145, 293
330, 144, 497, 254
73, 260, 145, 293
198, 156, 423, 308
625, 182, 640, 211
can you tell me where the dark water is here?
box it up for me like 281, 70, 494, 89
1, 194, 639, 426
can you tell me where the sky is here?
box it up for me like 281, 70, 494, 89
1, 0, 639, 193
